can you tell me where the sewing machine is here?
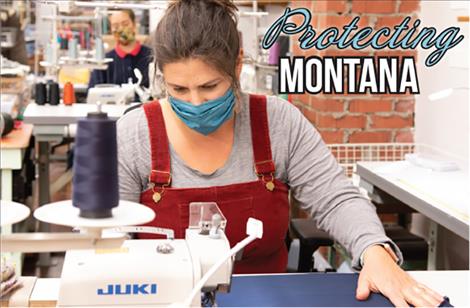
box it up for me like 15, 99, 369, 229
2, 201, 262, 307
86, 69, 150, 105
86, 84, 135, 105
2, 103, 261, 307
59, 230, 230, 306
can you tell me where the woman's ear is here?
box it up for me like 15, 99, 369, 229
236, 48, 244, 79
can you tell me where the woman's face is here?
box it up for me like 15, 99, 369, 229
109, 11, 136, 45
163, 58, 232, 106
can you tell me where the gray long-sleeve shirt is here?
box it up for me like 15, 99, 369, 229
117, 93, 402, 269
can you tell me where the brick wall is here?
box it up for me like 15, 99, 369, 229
289, 0, 420, 144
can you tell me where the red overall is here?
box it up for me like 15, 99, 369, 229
138, 95, 290, 274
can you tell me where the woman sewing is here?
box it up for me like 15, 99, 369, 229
117, 1, 443, 306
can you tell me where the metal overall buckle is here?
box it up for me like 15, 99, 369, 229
148, 171, 171, 203
255, 171, 275, 192
254, 160, 275, 192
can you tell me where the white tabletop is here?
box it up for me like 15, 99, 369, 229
0, 200, 30, 226
29, 271, 469, 307
408, 270, 469, 307
23, 103, 133, 125
357, 161, 469, 239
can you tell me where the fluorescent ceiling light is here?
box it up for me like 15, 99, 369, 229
239, 11, 269, 17
74, 1, 167, 10
428, 88, 454, 101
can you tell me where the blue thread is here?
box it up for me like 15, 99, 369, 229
72, 113, 119, 218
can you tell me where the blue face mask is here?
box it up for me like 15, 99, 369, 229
169, 88, 235, 135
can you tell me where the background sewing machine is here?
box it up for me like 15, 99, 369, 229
87, 68, 151, 104
86, 83, 135, 105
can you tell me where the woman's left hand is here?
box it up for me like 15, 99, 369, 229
356, 245, 444, 307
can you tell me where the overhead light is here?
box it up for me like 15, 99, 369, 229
239, 11, 268, 17
74, 1, 167, 10
428, 88, 454, 101
428, 87, 468, 101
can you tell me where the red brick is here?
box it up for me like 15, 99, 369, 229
316, 114, 367, 129
370, 92, 414, 99
316, 114, 336, 128
395, 100, 415, 113
374, 50, 417, 58
374, 16, 418, 44
343, 91, 374, 97
399, 0, 420, 13
290, 93, 300, 102
310, 98, 344, 112
317, 15, 369, 31
313, 0, 347, 13
348, 131, 392, 143
375, 16, 411, 29
318, 48, 371, 58
302, 48, 321, 58
289, 0, 313, 9
349, 99, 393, 113
395, 130, 414, 142
352, 0, 396, 14
319, 130, 344, 143
292, 93, 311, 106
292, 42, 303, 57
302, 108, 317, 124
370, 115, 413, 129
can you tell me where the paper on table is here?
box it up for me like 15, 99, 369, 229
405, 153, 459, 172
374, 161, 469, 223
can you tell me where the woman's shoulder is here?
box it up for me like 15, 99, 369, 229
243, 92, 300, 115
117, 104, 148, 136
245, 93, 303, 126
266, 95, 299, 115
241, 93, 308, 142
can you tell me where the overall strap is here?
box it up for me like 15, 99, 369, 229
249, 94, 276, 176
143, 101, 171, 186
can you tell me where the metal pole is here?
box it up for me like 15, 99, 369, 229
36, 141, 54, 276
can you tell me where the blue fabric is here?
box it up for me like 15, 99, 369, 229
88, 45, 152, 91
216, 273, 453, 307
169, 88, 235, 135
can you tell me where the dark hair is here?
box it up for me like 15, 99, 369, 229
109, 9, 136, 24
153, 0, 240, 97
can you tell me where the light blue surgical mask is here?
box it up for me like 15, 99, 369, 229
169, 88, 235, 135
